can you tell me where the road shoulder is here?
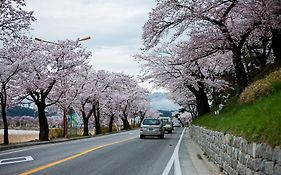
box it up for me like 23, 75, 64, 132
180, 128, 223, 175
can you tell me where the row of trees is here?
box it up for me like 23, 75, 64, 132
0, 0, 156, 144
137, 0, 281, 116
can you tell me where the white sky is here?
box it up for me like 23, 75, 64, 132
24, 0, 165, 92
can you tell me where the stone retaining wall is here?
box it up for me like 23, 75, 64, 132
190, 125, 281, 175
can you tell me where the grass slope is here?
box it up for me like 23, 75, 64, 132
193, 91, 281, 147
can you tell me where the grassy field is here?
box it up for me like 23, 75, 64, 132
193, 91, 281, 147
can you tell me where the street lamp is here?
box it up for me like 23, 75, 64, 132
34, 36, 91, 138
35, 36, 91, 44
78, 36, 91, 41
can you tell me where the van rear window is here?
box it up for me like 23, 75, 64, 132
143, 119, 160, 125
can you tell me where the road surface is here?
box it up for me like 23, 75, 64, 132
0, 128, 213, 175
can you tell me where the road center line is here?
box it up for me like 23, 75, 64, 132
19, 137, 136, 175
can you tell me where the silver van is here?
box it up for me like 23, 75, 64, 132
140, 118, 164, 139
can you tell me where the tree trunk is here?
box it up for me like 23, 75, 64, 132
93, 103, 101, 135
37, 102, 49, 141
121, 117, 131, 130
82, 116, 89, 136
232, 53, 248, 95
94, 115, 101, 135
108, 114, 114, 133
1, 101, 9, 145
63, 109, 68, 138
188, 84, 210, 117
139, 112, 146, 127
271, 28, 281, 64
1, 85, 9, 144
194, 87, 210, 117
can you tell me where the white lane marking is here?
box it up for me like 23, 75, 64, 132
162, 128, 186, 175
0, 146, 45, 156
0, 156, 34, 165
0, 130, 139, 156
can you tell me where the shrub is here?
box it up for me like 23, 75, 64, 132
100, 126, 118, 134
49, 128, 64, 139
239, 68, 281, 104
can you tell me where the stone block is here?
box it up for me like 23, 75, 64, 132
263, 161, 274, 175
233, 148, 240, 160
228, 167, 238, 175
247, 157, 254, 170
222, 144, 227, 153
253, 172, 266, 175
256, 143, 265, 158
239, 152, 248, 165
227, 145, 232, 155
241, 139, 249, 153
223, 134, 233, 145
274, 164, 281, 175
246, 168, 254, 175
237, 162, 247, 175
273, 146, 281, 164
247, 143, 257, 158
263, 144, 273, 161
260, 160, 266, 173
231, 158, 238, 170
253, 158, 263, 171
233, 136, 242, 148
256, 143, 273, 160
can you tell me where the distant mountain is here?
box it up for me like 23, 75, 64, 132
7, 106, 36, 117
149, 92, 180, 111
158, 110, 175, 117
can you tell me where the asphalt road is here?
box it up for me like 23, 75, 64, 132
0, 127, 200, 175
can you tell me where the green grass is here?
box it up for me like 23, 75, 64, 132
193, 91, 281, 147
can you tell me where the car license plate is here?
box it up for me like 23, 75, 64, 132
149, 128, 153, 131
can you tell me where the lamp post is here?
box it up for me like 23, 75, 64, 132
34, 36, 91, 138
35, 36, 91, 44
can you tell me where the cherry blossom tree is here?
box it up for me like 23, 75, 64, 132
0, 37, 32, 144
262, 0, 281, 63
74, 70, 112, 136
89, 70, 112, 135
15, 39, 91, 141
74, 70, 152, 134
0, 0, 35, 41
112, 74, 146, 130
178, 112, 193, 126
0, 0, 35, 144
55, 64, 91, 137
137, 41, 233, 116
142, 0, 268, 93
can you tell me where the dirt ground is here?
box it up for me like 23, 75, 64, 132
0, 130, 39, 144
0, 134, 38, 144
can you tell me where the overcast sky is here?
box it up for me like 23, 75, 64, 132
25, 0, 161, 91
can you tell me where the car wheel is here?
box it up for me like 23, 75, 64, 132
168, 130, 172, 134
